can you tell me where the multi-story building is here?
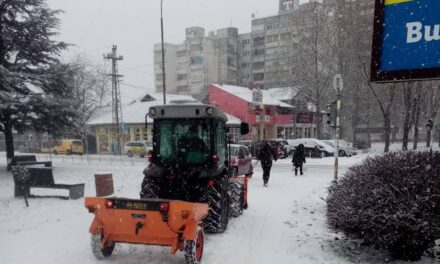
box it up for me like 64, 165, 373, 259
154, 27, 240, 97
247, 0, 300, 89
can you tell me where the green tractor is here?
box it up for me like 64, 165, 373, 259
140, 103, 249, 233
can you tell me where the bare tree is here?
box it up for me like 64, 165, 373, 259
424, 81, 440, 147
69, 55, 110, 135
290, 1, 336, 138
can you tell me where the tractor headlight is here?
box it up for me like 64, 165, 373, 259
206, 107, 213, 115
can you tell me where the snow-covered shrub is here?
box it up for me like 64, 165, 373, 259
327, 151, 440, 261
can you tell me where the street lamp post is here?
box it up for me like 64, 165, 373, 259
333, 74, 343, 181
160, 0, 166, 104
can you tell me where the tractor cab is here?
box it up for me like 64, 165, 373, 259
142, 103, 249, 233
147, 103, 229, 169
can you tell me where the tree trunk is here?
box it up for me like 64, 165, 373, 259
412, 97, 421, 150
4, 121, 15, 169
402, 84, 412, 151
427, 128, 432, 148
384, 116, 391, 153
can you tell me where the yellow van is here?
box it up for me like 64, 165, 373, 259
53, 139, 84, 155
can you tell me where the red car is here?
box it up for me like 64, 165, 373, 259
229, 144, 253, 177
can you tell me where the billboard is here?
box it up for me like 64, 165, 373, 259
371, 0, 440, 82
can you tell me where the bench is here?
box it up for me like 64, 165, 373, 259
7, 155, 52, 171
11, 166, 85, 200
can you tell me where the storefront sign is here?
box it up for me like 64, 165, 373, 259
371, 0, 440, 82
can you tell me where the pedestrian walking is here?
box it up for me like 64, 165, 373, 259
292, 144, 306, 176
258, 141, 277, 187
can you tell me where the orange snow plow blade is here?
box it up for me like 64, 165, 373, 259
85, 197, 208, 255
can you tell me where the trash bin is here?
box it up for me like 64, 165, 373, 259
94, 172, 114, 197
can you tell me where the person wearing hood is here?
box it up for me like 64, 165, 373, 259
258, 141, 277, 187
292, 144, 306, 176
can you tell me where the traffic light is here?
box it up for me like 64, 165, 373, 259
426, 119, 434, 130
326, 101, 337, 128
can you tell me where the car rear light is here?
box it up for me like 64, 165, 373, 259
159, 203, 169, 212
212, 152, 219, 163
105, 199, 114, 209
208, 179, 214, 187
147, 150, 153, 162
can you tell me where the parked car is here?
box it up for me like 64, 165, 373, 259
268, 139, 289, 159
238, 140, 261, 158
52, 139, 84, 155
123, 141, 152, 157
228, 144, 253, 177
322, 140, 357, 157
289, 138, 335, 158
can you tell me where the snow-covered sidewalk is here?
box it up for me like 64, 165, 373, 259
0, 152, 438, 263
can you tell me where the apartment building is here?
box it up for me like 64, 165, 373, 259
154, 27, 239, 96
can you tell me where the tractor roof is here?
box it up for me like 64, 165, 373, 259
148, 103, 228, 122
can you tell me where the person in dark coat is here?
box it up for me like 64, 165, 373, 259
292, 144, 306, 176
258, 141, 277, 187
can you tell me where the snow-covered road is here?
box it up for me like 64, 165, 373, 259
0, 153, 437, 264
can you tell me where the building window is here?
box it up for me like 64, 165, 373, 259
177, 74, 187, 81
177, 51, 187, 57
191, 56, 203, 65
253, 73, 264, 81
253, 49, 265, 56
241, 63, 249, 68
252, 62, 265, 70
242, 51, 250, 57
253, 36, 265, 46
177, 85, 189, 93
135, 128, 141, 141
143, 129, 149, 141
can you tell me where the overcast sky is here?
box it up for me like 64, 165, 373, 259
47, 0, 307, 100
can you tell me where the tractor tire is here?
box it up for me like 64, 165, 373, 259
230, 181, 244, 217
184, 226, 204, 264
140, 175, 160, 199
200, 174, 230, 233
91, 231, 115, 259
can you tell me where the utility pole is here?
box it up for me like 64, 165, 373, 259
161, 0, 167, 104
104, 45, 124, 155
333, 74, 343, 181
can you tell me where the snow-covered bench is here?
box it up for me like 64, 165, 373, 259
11, 166, 84, 200
7, 155, 52, 171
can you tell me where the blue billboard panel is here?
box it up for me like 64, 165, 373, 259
371, 0, 440, 82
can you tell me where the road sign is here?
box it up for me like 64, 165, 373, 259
120, 123, 129, 134
371, 0, 440, 82
333, 74, 343, 91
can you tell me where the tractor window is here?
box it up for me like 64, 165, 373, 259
215, 121, 226, 165
155, 119, 212, 165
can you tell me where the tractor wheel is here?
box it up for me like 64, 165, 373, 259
184, 226, 204, 264
200, 174, 230, 233
230, 181, 244, 217
140, 175, 160, 199
91, 231, 115, 259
